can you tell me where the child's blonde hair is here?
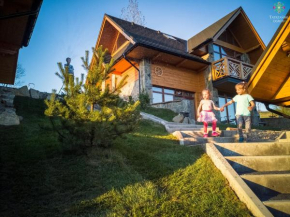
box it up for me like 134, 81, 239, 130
235, 81, 248, 93
201, 89, 212, 98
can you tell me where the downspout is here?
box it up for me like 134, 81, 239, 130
123, 54, 141, 95
264, 103, 290, 119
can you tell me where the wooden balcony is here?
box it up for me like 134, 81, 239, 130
212, 56, 254, 81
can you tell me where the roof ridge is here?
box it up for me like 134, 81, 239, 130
105, 14, 186, 42
187, 7, 242, 51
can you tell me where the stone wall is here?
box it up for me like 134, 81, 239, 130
0, 87, 20, 126
0, 86, 52, 126
152, 99, 195, 119
261, 117, 290, 129
139, 59, 152, 103
118, 67, 139, 101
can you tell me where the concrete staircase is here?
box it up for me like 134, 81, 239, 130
215, 141, 290, 217
141, 112, 290, 216
179, 130, 237, 145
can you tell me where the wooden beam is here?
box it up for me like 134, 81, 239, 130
282, 41, 290, 52
152, 52, 162, 61
105, 16, 135, 44
96, 17, 107, 49
112, 71, 122, 75
112, 31, 120, 53
228, 28, 243, 48
240, 11, 266, 50
0, 42, 18, 55
175, 59, 187, 67
215, 39, 245, 53
245, 44, 261, 53
213, 9, 241, 41
271, 73, 290, 100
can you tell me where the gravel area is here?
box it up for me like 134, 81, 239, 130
248, 130, 282, 142
226, 127, 282, 142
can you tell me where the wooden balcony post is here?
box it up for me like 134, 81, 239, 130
224, 57, 229, 76
212, 65, 216, 80
240, 62, 244, 79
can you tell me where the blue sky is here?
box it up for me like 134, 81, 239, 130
18, 0, 288, 93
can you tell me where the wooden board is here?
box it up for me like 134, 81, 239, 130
151, 62, 205, 93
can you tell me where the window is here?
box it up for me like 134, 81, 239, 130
152, 86, 194, 104
219, 96, 236, 124
213, 44, 241, 61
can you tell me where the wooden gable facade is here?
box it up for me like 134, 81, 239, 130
95, 14, 210, 119
188, 7, 266, 96
248, 10, 290, 107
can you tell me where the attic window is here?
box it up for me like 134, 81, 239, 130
163, 33, 176, 40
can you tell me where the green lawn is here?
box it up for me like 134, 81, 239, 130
0, 96, 251, 216
141, 106, 177, 122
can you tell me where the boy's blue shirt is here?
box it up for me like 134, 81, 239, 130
233, 94, 254, 116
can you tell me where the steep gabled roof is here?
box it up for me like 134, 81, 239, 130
248, 10, 290, 107
101, 14, 208, 64
187, 7, 265, 52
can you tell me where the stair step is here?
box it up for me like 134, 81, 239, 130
167, 128, 202, 133
226, 156, 290, 174
241, 173, 290, 200
263, 194, 290, 217
220, 130, 238, 137
166, 124, 201, 128
167, 127, 220, 133
184, 137, 235, 145
181, 130, 221, 138
215, 142, 290, 156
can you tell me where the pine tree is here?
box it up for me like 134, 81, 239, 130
45, 46, 140, 153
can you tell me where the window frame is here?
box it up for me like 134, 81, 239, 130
213, 44, 241, 61
152, 86, 194, 104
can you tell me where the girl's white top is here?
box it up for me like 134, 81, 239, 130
200, 100, 214, 111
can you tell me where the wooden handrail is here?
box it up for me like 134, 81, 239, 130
212, 56, 254, 80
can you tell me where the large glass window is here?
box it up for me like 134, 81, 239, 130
152, 86, 194, 104
213, 44, 241, 61
153, 92, 163, 103
219, 96, 236, 124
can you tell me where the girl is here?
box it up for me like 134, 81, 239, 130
197, 89, 222, 138
221, 82, 255, 142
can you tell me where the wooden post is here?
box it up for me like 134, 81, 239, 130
240, 62, 244, 79
225, 57, 229, 77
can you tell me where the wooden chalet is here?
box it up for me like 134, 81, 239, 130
248, 10, 290, 107
95, 7, 287, 121
0, 0, 42, 85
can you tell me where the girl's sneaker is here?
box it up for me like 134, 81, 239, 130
203, 134, 208, 138
212, 132, 219, 137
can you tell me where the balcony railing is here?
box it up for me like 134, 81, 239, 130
212, 56, 254, 81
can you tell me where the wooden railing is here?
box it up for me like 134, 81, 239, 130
212, 56, 254, 81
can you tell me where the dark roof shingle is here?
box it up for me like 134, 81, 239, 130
106, 14, 208, 63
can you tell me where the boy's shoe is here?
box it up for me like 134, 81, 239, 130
203, 134, 208, 138
238, 137, 244, 142
212, 132, 220, 137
